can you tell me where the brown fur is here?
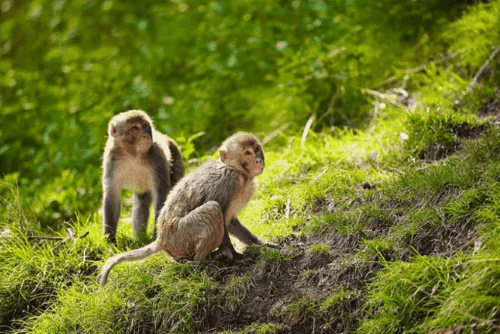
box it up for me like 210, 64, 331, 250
102, 110, 184, 243
100, 132, 277, 288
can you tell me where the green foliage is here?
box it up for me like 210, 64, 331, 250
359, 227, 500, 333
444, 0, 500, 72
320, 285, 356, 310
30, 168, 101, 229
174, 131, 206, 162
223, 274, 253, 308
0, 0, 477, 189
2, 0, 500, 332
0, 174, 37, 232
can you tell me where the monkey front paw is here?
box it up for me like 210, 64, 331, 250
263, 241, 280, 249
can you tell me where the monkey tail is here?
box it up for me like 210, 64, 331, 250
100, 241, 160, 289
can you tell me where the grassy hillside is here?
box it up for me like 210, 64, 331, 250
2, 0, 500, 333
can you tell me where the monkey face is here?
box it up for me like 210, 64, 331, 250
219, 132, 265, 177
221, 144, 265, 177
125, 118, 153, 153
241, 144, 265, 177
110, 115, 153, 155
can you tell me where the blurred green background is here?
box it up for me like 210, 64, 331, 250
0, 0, 475, 227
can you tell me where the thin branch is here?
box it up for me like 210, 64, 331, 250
51, 231, 89, 251
316, 89, 338, 125
462, 44, 500, 98
28, 231, 89, 241
362, 89, 406, 109
301, 113, 316, 143
285, 198, 291, 220
312, 166, 329, 184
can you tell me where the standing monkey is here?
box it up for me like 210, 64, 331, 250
102, 110, 184, 243
100, 132, 277, 288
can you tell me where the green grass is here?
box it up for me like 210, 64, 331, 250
359, 255, 461, 334
19, 254, 224, 333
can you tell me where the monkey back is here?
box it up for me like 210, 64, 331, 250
159, 161, 237, 222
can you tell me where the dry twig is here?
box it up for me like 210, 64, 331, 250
462, 44, 500, 98
362, 89, 406, 109
28, 230, 89, 242
301, 114, 316, 143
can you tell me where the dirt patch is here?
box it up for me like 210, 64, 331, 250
360, 182, 377, 190
478, 98, 500, 118
432, 184, 460, 206
452, 122, 489, 139
366, 216, 396, 238
363, 201, 408, 239
305, 194, 335, 215
199, 232, 374, 333
410, 220, 476, 257
418, 120, 490, 162
419, 141, 464, 162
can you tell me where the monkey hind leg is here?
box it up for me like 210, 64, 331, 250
166, 201, 225, 262
103, 188, 121, 243
100, 241, 160, 289
132, 191, 152, 238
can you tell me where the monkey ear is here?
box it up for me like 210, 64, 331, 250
109, 125, 118, 137
219, 150, 230, 162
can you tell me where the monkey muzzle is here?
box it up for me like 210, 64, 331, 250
143, 126, 152, 138
135, 128, 153, 152
138, 127, 152, 143
253, 158, 265, 176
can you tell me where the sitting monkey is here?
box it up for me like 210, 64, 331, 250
102, 110, 183, 243
100, 132, 277, 288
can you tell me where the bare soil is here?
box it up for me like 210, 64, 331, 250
418, 121, 489, 163
418, 97, 498, 163
198, 211, 476, 333
200, 231, 373, 333
478, 98, 500, 118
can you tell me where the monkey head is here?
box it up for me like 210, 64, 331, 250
108, 110, 154, 154
219, 132, 265, 177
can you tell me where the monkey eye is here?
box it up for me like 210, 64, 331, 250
244, 151, 252, 156
142, 123, 148, 129
132, 125, 139, 131
255, 146, 260, 153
